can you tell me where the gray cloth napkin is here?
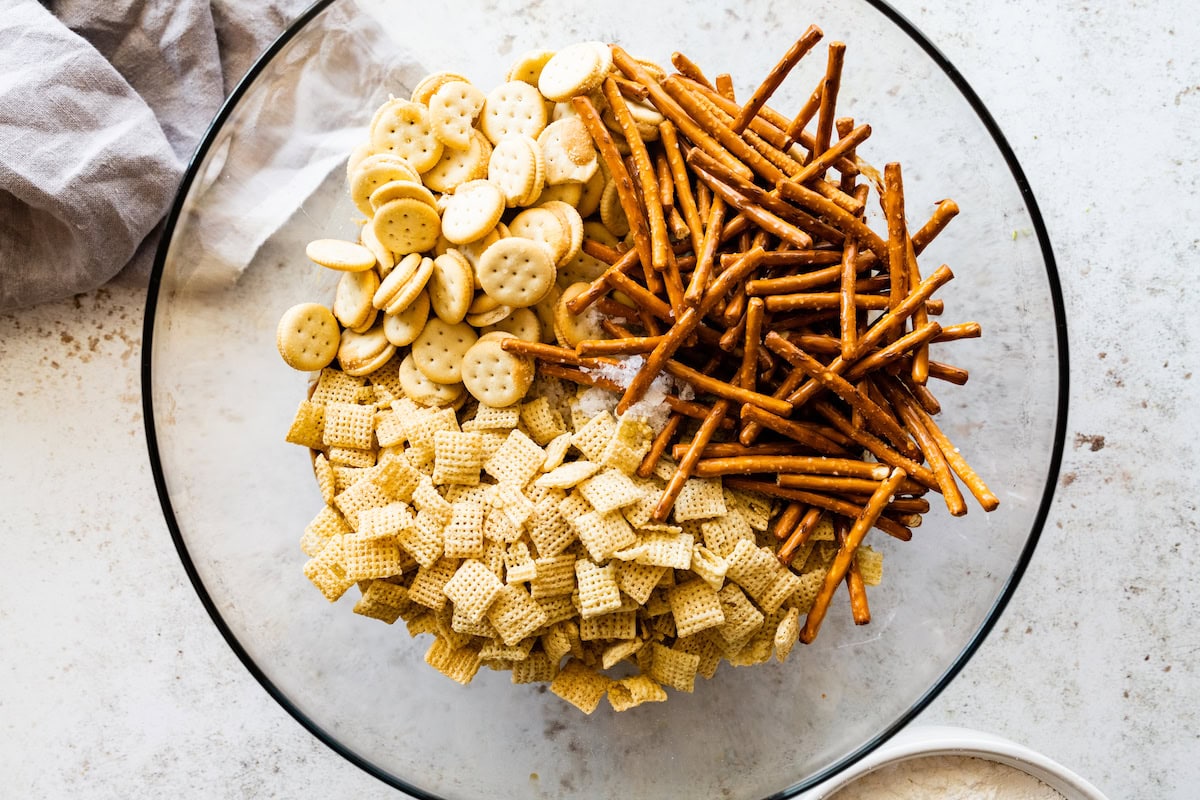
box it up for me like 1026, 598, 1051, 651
0, 0, 309, 311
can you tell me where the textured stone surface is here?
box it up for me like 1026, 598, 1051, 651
1, 2, 1197, 799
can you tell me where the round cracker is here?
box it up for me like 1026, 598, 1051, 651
338, 325, 395, 377
422, 128, 492, 194
537, 117, 599, 185
410, 71, 470, 105
373, 252, 422, 310
359, 220, 395, 275
385, 256, 434, 315
429, 80, 485, 151
428, 250, 474, 324
333, 268, 380, 330
508, 206, 570, 264
534, 181, 583, 207
477, 237, 557, 309
440, 179, 505, 244
460, 332, 535, 407
480, 81, 548, 145
411, 318, 478, 384
599, 180, 630, 237
383, 290, 430, 347
554, 282, 605, 347
305, 238, 377, 272
488, 133, 545, 208
539, 200, 584, 266
350, 154, 421, 216
399, 352, 465, 407
537, 42, 610, 103
465, 304, 513, 328
370, 98, 444, 173
372, 197, 441, 255
276, 303, 340, 372
481, 307, 541, 342
369, 179, 437, 212
507, 48, 556, 85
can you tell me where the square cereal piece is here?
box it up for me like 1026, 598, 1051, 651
811, 515, 836, 541
478, 431, 508, 462
758, 569, 803, 615
536, 594, 577, 626
580, 610, 637, 641
328, 445, 377, 468
774, 606, 801, 662
528, 497, 576, 557
425, 636, 481, 685
648, 642, 701, 693
787, 538, 818, 573
512, 651, 558, 684
713, 584, 765, 654
406, 558, 461, 610
479, 636, 536, 662
557, 491, 593, 522
342, 532, 404, 581
549, 659, 612, 714
578, 468, 645, 514
725, 539, 784, 604
443, 559, 505, 623
574, 559, 622, 618
366, 356, 405, 403
482, 540, 507, 579
488, 583, 549, 646
529, 554, 577, 598
405, 611, 438, 637
334, 477, 390, 528
600, 416, 653, 474
443, 498, 486, 559
323, 401, 376, 450
803, 541, 839, 573
406, 406, 461, 453
301, 505, 352, 557
541, 432, 574, 471
396, 509, 445, 568
285, 400, 325, 449
520, 396, 567, 445
436, 604, 478, 651
494, 481, 535, 528
483, 429, 546, 486
651, 456, 678, 483
667, 579, 726, 638
791, 568, 827, 613
535, 460, 601, 489
373, 409, 406, 448
541, 623, 573, 664
574, 510, 638, 564
855, 545, 883, 585
675, 633, 722, 680
303, 535, 353, 602
615, 560, 667, 606
353, 580, 410, 623
504, 541, 537, 583
412, 478, 454, 526
672, 477, 727, 521
601, 639, 644, 670
373, 454, 422, 502
483, 506, 524, 543
358, 501, 413, 540
462, 404, 521, 432
699, 509, 755, 558
312, 454, 337, 505
614, 532, 693, 570
570, 411, 617, 461
689, 544, 728, 591
432, 430, 484, 486
725, 486, 774, 531
310, 368, 366, 405
608, 674, 667, 712
451, 605, 498, 637
621, 491, 661, 529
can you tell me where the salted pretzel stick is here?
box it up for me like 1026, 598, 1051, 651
927, 360, 969, 385
714, 73, 735, 100
738, 368, 808, 445
566, 247, 642, 314
841, 321, 944, 381
686, 194, 725, 306
784, 77, 824, 150
839, 237, 859, 360
874, 376, 966, 516
696, 181, 712, 220
725, 478, 912, 541
800, 467, 906, 642
732, 25, 824, 134
577, 336, 664, 357
663, 360, 792, 416
500, 339, 580, 366
786, 265, 954, 405
764, 291, 902, 313
734, 249, 848, 269
660, 249, 686, 316
611, 73, 649, 101
670, 441, 817, 460
692, 165, 816, 249
778, 473, 924, 496
811, 398, 939, 491
607, 271, 673, 321
776, 179, 888, 259
653, 399, 732, 522
792, 123, 871, 183
836, 118, 857, 193
834, 517, 872, 625
764, 331, 918, 457
659, 121, 705, 256
912, 199, 960, 254
736, 404, 853, 456
602, 77, 671, 273
786, 333, 841, 356
654, 151, 674, 207
637, 412, 683, 479
571, 95, 655, 289
612, 45, 750, 179
581, 238, 624, 265
670, 51, 715, 90
906, 236, 930, 385
905, 378, 941, 415
778, 507, 823, 564
771, 502, 806, 541
812, 42, 846, 157
933, 322, 982, 342
899, 379, 999, 511
616, 246, 765, 414
744, 260, 873, 296
693, 455, 889, 480
741, 298, 765, 395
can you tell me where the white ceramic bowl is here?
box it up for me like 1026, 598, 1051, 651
801, 725, 1109, 799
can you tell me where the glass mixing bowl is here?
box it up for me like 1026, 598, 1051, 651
142, 1, 1068, 797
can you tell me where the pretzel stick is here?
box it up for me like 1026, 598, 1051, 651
612, 45, 750, 179
791, 123, 871, 183
898, 380, 999, 511
607, 270, 673, 321
764, 332, 918, 457
686, 194, 725, 306
737, 368, 808, 445
581, 238, 624, 265
778, 507, 823, 564
670, 441, 818, 460
764, 291, 906, 313
776, 179, 888, 259
772, 501, 807, 540
840, 237, 859, 360
714, 73, 735, 100
670, 51, 715, 90
785, 333, 841, 356
724, 478, 912, 541
777, 473, 924, 495
692, 455, 889, 480
611, 73, 649, 101
836, 118, 858, 193
654, 151, 674, 207
927, 360, 969, 385
905, 378, 942, 415
653, 399, 731, 521
692, 165, 816, 249
811, 399, 939, 491
835, 516, 872, 625
637, 412, 682, 479
912, 199, 960, 254
660, 248, 686, 316
744, 259, 873, 296
905, 236, 930, 385
696, 181, 711, 220
933, 322, 982, 342
784, 77, 824, 149
577, 336, 664, 357
812, 42, 846, 157
800, 467, 906, 642
566, 247, 642, 314
500, 339, 581, 365
571, 95, 656, 289
734, 249, 848, 270
732, 25, 824, 134
602, 77, 671, 273
873, 376, 964, 513
659, 121, 706, 256
841, 321, 943, 381
737, 405, 853, 456
663, 360, 793, 416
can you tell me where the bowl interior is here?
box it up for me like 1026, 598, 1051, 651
144, 1, 1065, 798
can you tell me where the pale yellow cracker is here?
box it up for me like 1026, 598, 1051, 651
323, 401, 375, 449
337, 325, 395, 378
358, 501, 413, 540
306, 238, 376, 272
303, 535, 353, 602
333, 268, 380, 332
576, 168, 606, 217
277, 303, 340, 372
432, 430, 484, 486
413, 477, 455, 526
607, 674, 667, 712
350, 153, 421, 216
428, 250, 474, 325
327, 446, 376, 468
528, 496, 575, 557
537, 42, 611, 102
370, 97, 444, 172
538, 200, 584, 267
758, 569, 804, 616
557, 490, 593, 522
411, 318, 478, 385
599, 179, 630, 237
600, 639, 644, 670
614, 532, 693, 570
480, 80, 548, 145
537, 116, 599, 185
690, 544, 728, 592
577, 468, 644, 515
792, 568, 827, 613
493, 481, 535, 529
667, 579, 725, 638
368, 178, 438, 214
516, 396, 565, 446
479, 636, 535, 662
285, 400, 325, 450
675, 633, 721, 680
698, 509, 755, 558
424, 637, 481, 685
429, 80, 485, 150
506, 48, 556, 85
309, 368, 363, 405
383, 290, 431, 347
398, 352, 464, 407
301, 505, 351, 557
773, 607, 801, 663
536, 594, 577, 627
461, 333, 536, 408
353, 580, 410, 624
614, 560, 666, 606
342, 532, 405, 581
488, 583, 549, 645
476, 236, 557, 309
549, 659, 612, 714
410, 70, 470, 104
713, 583, 765, 655
373, 452, 423, 502
312, 454, 337, 505
440, 179, 506, 244
573, 558, 623, 618
534, 181, 583, 207
481, 306, 542, 343
540, 432, 574, 472
443, 497, 486, 559
406, 557, 460, 610
487, 134, 545, 207
725, 487, 775, 531
422, 128, 492, 193
366, 357, 404, 404
396, 509, 445, 568
506, 206, 569, 266
373, 410, 405, 448
573, 509, 637, 564
529, 553, 576, 598
360, 215, 395, 277
673, 477, 728, 521
372, 198, 441, 256
464, 301, 513, 328
511, 651, 557, 684
599, 416, 653, 474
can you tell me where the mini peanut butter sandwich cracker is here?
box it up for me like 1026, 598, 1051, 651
276, 29, 997, 713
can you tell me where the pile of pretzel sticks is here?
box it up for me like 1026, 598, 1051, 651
502, 27, 999, 642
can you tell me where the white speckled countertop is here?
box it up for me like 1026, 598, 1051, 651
2, 1, 1197, 797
